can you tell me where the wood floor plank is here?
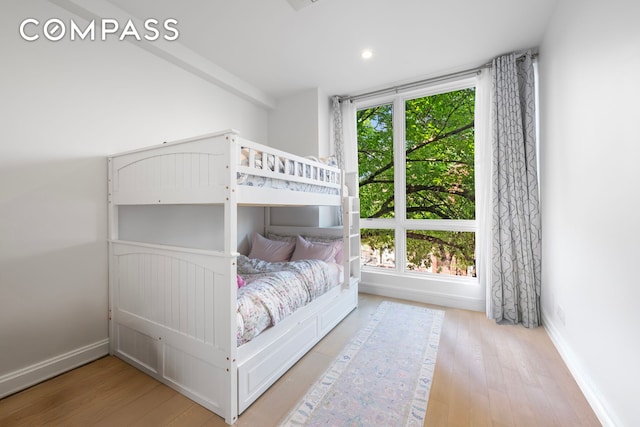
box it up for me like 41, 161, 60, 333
424, 398, 449, 427
488, 387, 515, 426
501, 367, 538, 427
62, 365, 160, 425
0, 357, 127, 426
483, 348, 506, 392
448, 321, 471, 426
166, 403, 216, 426
0, 293, 602, 427
468, 391, 492, 427
91, 384, 176, 426
29, 362, 141, 426
524, 382, 561, 427
131, 393, 196, 426
0, 356, 118, 418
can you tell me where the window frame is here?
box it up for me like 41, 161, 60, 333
355, 76, 478, 281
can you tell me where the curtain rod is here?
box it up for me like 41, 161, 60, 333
338, 49, 537, 103
338, 67, 484, 103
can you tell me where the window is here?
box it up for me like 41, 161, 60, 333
357, 80, 476, 278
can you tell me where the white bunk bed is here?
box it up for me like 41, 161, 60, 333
107, 130, 360, 424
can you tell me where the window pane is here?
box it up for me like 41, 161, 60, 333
406, 230, 476, 276
405, 88, 476, 220
360, 228, 395, 269
357, 104, 395, 219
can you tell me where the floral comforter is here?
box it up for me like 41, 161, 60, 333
236, 255, 339, 345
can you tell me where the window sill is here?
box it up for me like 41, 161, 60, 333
360, 269, 485, 311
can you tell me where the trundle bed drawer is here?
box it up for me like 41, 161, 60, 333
320, 286, 357, 334
237, 314, 319, 411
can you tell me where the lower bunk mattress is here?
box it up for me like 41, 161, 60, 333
236, 255, 343, 345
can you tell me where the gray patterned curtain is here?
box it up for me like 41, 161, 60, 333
491, 51, 541, 328
332, 96, 345, 172
332, 96, 345, 224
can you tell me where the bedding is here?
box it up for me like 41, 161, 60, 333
236, 255, 342, 345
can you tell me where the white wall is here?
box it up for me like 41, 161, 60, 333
268, 88, 338, 227
538, 0, 640, 425
0, 0, 268, 396
118, 205, 264, 254
268, 87, 330, 157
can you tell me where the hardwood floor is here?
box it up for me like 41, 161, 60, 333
0, 293, 601, 426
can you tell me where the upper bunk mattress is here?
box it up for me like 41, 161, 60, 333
238, 148, 340, 195
237, 174, 339, 195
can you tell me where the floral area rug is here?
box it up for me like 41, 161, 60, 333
280, 301, 445, 426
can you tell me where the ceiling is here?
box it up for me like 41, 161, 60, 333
105, 0, 559, 101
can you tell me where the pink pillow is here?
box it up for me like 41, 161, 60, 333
331, 240, 344, 264
290, 235, 337, 262
237, 275, 246, 288
266, 232, 343, 264
248, 232, 295, 262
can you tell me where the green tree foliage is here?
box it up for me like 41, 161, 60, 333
405, 89, 476, 220
360, 228, 395, 267
357, 88, 476, 274
357, 103, 395, 218
405, 230, 475, 274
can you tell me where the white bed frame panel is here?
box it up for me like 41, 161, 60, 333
109, 241, 237, 418
108, 130, 358, 424
109, 130, 342, 208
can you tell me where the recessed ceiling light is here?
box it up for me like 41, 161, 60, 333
361, 49, 373, 59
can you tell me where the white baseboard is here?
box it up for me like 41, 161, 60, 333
0, 339, 109, 399
542, 311, 620, 427
359, 282, 485, 312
